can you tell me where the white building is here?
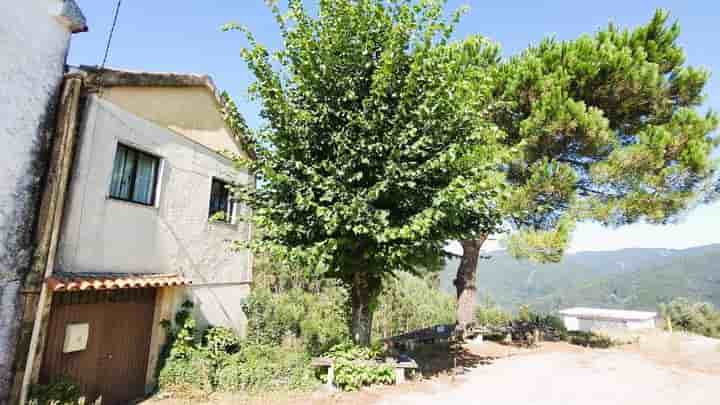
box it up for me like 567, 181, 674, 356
559, 307, 657, 332
21, 66, 254, 404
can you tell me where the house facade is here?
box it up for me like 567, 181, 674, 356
0, 1, 86, 403
21, 67, 254, 404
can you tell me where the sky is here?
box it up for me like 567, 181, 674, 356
68, 0, 720, 253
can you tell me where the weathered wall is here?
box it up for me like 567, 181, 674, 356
103, 86, 248, 158
564, 317, 656, 332
0, 1, 82, 401
57, 96, 253, 332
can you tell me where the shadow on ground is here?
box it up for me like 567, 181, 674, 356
406, 341, 501, 378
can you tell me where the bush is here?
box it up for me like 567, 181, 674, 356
158, 300, 318, 396
659, 298, 720, 338
215, 344, 316, 392
203, 326, 240, 361
567, 331, 618, 348
323, 342, 395, 391
158, 350, 215, 394
373, 272, 456, 339
474, 305, 512, 328
242, 284, 349, 354
157, 301, 215, 394
28, 377, 82, 405
298, 287, 349, 355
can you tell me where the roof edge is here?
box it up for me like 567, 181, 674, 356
70, 66, 256, 160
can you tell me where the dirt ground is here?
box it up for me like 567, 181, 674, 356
144, 330, 720, 405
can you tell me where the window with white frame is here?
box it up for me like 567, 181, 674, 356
109, 144, 160, 205
208, 178, 237, 223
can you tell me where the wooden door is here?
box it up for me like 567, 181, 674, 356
40, 288, 157, 405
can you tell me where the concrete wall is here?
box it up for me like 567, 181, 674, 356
563, 316, 656, 332
57, 95, 252, 332
0, 1, 83, 400
102, 86, 248, 158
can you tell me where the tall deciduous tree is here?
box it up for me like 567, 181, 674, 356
453, 10, 719, 327
225, 0, 504, 345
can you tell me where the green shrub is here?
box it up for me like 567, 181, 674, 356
203, 326, 240, 361
567, 331, 617, 348
373, 272, 456, 339
298, 287, 349, 355
323, 342, 394, 391
660, 298, 720, 338
242, 284, 348, 354
158, 350, 215, 393
158, 301, 217, 394
158, 302, 317, 395
28, 376, 82, 405
474, 305, 512, 328
215, 343, 316, 392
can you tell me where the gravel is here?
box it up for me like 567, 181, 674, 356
375, 341, 719, 405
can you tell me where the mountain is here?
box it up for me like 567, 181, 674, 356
439, 244, 720, 312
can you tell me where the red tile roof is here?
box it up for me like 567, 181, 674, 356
47, 272, 191, 291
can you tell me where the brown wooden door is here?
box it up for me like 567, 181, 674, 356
41, 289, 156, 405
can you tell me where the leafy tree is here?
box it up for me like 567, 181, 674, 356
373, 272, 456, 339
226, 0, 504, 345
453, 10, 719, 327
660, 298, 720, 338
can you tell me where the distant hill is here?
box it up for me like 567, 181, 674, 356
439, 244, 720, 312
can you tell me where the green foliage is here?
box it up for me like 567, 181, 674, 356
224, 0, 718, 344
567, 331, 619, 349
515, 305, 566, 333
659, 297, 720, 338
323, 343, 394, 391
495, 9, 718, 261
474, 301, 512, 328
161, 300, 199, 361
158, 351, 215, 394
215, 344, 316, 392
373, 272, 456, 339
203, 326, 241, 361
157, 301, 215, 394
158, 301, 318, 396
225, 0, 505, 342
242, 284, 349, 354
28, 377, 82, 405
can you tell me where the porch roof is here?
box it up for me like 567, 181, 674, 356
46, 272, 191, 291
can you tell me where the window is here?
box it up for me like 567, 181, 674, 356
109, 144, 159, 205
209, 178, 237, 223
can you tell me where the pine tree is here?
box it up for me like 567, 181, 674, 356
454, 10, 719, 327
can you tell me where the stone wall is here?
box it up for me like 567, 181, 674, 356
0, 1, 84, 402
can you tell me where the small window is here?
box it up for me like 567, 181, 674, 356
209, 178, 237, 223
109, 144, 159, 205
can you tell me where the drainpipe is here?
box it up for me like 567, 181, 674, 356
12, 75, 84, 405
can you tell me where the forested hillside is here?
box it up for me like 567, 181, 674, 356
440, 244, 720, 312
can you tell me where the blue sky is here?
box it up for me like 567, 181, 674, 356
69, 0, 720, 253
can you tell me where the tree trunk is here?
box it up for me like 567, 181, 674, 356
349, 271, 381, 346
454, 236, 487, 329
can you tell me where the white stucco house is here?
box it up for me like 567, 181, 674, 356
559, 307, 658, 332
15, 66, 255, 405
1, 1, 87, 402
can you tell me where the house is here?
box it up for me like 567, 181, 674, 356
1, 1, 87, 403
559, 307, 657, 332
18, 67, 254, 404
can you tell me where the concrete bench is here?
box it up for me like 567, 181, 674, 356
311, 357, 418, 388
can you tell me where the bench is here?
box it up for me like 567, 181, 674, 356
311, 357, 418, 388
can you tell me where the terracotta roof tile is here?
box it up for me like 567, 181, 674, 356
47, 272, 191, 291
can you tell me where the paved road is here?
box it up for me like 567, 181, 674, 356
374, 349, 719, 405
